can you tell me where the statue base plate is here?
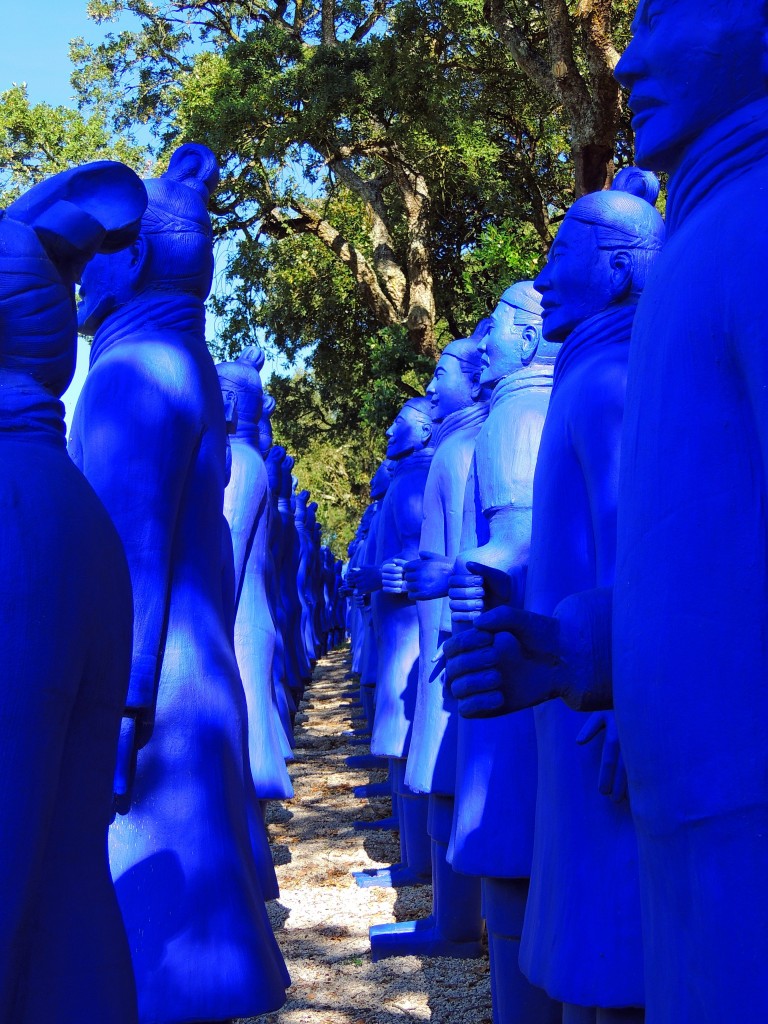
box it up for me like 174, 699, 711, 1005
369, 917, 483, 961
353, 863, 430, 889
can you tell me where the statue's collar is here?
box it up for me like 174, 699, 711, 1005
432, 400, 489, 449
552, 304, 635, 395
490, 362, 554, 411
391, 445, 435, 476
89, 291, 207, 366
666, 96, 768, 234
0, 370, 66, 449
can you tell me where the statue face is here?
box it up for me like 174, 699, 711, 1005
385, 405, 430, 459
426, 353, 475, 422
479, 301, 528, 384
615, 0, 767, 173
534, 217, 616, 343
77, 245, 139, 336
220, 388, 238, 435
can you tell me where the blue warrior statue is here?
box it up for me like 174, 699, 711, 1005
371, 341, 488, 958
448, 284, 560, 1024
217, 348, 293, 802
0, 161, 146, 1024
72, 143, 289, 1022
445, 173, 665, 1022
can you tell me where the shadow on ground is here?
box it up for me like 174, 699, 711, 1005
237, 645, 491, 1024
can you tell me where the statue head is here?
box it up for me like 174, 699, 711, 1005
534, 173, 665, 342
258, 393, 276, 455
216, 344, 264, 434
0, 161, 146, 396
479, 281, 554, 385
370, 458, 395, 499
385, 396, 433, 460
78, 143, 220, 335
426, 337, 485, 422
615, 0, 768, 173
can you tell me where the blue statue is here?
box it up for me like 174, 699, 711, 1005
0, 161, 146, 1024
356, 402, 435, 894
71, 143, 289, 1022
371, 344, 488, 958
448, 285, 560, 1024
445, 176, 665, 1022
217, 348, 293, 801
278, 454, 312, 694
265, 444, 301, 749
612, 7, 768, 1020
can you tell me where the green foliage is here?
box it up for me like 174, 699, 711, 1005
0, 83, 148, 203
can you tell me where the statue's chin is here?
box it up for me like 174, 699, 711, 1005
77, 292, 117, 337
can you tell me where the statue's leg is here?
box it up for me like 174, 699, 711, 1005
596, 1009, 643, 1023
353, 759, 430, 887
483, 877, 561, 1024
563, 1006, 595, 1024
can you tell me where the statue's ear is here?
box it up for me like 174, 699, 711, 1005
470, 368, 483, 401
421, 420, 433, 444
520, 324, 541, 365
609, 250, 633, 301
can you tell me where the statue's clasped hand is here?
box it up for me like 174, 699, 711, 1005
403, 551, 453, 600
442, 605, 563, 718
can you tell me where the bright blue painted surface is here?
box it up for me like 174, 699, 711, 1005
0, 161, 146, 1023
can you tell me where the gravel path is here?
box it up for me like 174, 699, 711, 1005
239, 645, 492, 1024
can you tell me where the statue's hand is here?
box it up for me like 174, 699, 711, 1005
576, 712, 627, 803
404, 551, 453, 600
348, 564, 382, 594
448, 569, 486, 623
381, 558, 407, 594
443, 605, 562, 717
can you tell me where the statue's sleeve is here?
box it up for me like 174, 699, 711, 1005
74, 349, 199, 716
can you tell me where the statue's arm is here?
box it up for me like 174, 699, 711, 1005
74, 351, 199, 729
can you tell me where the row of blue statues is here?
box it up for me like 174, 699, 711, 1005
343, 3, 768, 1021
4, 1, 768, 1020
0, 145, 346, 1022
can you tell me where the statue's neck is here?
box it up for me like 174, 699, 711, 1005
0, 370, 66, 449
90, 290, 207, 366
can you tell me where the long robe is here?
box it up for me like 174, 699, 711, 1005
2, 374, 137, 1024
520, 305, 643, 1008
405, 402, 488, 796
614, 98, 768, 1023
71, 293, 288, 1024
224, 433, 293, 800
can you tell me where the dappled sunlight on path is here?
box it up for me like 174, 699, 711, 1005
238, 645, 491, 1024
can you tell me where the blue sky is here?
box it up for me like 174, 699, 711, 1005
0, 1, 101, 106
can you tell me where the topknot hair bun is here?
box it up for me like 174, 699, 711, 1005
163, 143, 220, 204
611, 167, 660, 207
238, 343, 265, 372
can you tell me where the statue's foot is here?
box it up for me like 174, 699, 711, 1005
369, 917, 483, 961
353, 863, 431, 889
353, 815, 398, 831
342, 727, 370, 737
345, 754, 387, 770
354, 781, 389, 798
